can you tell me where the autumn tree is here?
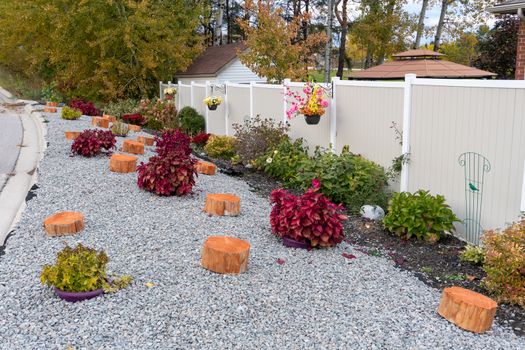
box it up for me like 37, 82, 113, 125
238, 0, 326, 83
439, 32, 478, 65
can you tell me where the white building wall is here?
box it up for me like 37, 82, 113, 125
217, 59, 266, 83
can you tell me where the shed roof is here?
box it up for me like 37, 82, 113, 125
392, 49, 444, 58
176, 42, 246, 77
488, 0, 525, 14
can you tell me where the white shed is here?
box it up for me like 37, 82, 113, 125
175, 42, 266, 84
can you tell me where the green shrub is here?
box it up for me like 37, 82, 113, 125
138, 98, 178, 130
204, 135, 237, 159
178, 106, 205, 136
295, 146, 388, 214
233, 115, 289, 165
61, 106, 82, 120
459, 245, 485, 265
41, 81, 61, 102
102, 99, 138, 118
40, 244, 132, 293
383, 190, 459, 242
482, 220, 525, 307
255, 137, 309, 184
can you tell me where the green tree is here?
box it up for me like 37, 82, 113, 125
439, 32, 478, 65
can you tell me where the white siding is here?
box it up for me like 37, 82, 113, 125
217, 59, 266, 83
177, 77, 215, 84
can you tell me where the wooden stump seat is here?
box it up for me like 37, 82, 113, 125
201, 236, 250, 274
64, 131, 81, 140
204, 194, 240, 216
128, 124, 141, 132
43, 106, 57, 113
122, 140, 144, 155
110, 153, 138, 173
438, 286, 497, 333
103, 114, 117, 122
46, 102, 58, 107
137, 135, 155, 146
44, 211, 85, 236
92, 117, 109, 128
195, 160, 216, 175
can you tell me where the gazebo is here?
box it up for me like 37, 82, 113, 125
349, 49, 496, 80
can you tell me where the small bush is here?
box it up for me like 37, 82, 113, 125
69, 99, 101, 116
482, 220, 525, 307
233, 115, 289, 165
103, 99, 138, 118
137, 152, 197, 196
61, 106, 82, 120
138, 98, 178, 130
460, 245, 485, 265
383, 190, 459, 242
122, 113, 145, 126
71, 129, 116, 157
255, 138, 309, 184
154, 129, 192, 157
41, 81, 61, 102
270, 179, 347, 247
192, 132, 211, 147
178, 106, 205, 136
111, 121, 129, 137
40, 244, 132, 293
204, 135, 237, 159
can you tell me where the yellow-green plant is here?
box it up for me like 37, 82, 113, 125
40, 244, 132, 293
61, 106, 81, 120
482, 220, 525, 306
111, 121, 129, 136
204, 135, 237, 159
459, 245, 485, 265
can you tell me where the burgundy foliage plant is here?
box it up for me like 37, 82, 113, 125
191, 132, 211, 147
269, 179, 348, 247
71, 129, 116, 157
155, 129, 192, 157
122, 113, 145, 126
69, 99, 101, 116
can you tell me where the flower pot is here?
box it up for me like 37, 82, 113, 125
46, 101, 59, 107
282, 237, 310, 250
304, 114, 321, 125
54, 287, 104, 302
208, 104, 218, 111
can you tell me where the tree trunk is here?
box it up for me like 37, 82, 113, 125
335, 0, 348, 79
434, 0, 449, 52
324, 0, 334, 82
414, 0, 429, 49
226, 0, 231, 44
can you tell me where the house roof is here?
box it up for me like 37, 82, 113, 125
349, 50, 496, 80
176, 42, 247, 77
488, 0, 525, 14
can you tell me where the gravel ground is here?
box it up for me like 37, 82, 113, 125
0, 110, 523, 350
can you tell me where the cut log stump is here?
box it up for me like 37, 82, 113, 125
44, 106, 57, 113
438, 286, 497, 333
204, 194, 240, 216
195, 160, 216, 175
103, 114, 117, 122
46, 101, 58, 107
110, 153, 138, 173
122, 140, 144, 155
201, 236, 250, 274
64, 131, 81, 140
44, 211, 85, 236
137, 136, 154, 146
128, 124, 141, 132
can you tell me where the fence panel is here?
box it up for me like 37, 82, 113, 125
207, 89, 227, 135
252, 85, 284, 123
193, 85, 207, 117
178, 85, 191, 110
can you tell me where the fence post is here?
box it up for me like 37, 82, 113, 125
177, 83, 182, 111
249, 81, 255, 119
190, 81, 195, 109
330, 77, 340, 152
224, 81, 230, 136
283, 79, 291, 124
400, 74, 416, 192
205, 81, 210, 133
159, 81, 163, 99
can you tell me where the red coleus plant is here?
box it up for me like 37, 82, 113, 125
269, 179, 348, 247
191, 132, 210, 147
71, 129, 116, 157
122, 113, 145, 126
69, 99, 101, 116
137, 152, 197, 196
155, 129, 192, 157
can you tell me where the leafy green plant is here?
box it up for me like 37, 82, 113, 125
233, 115, 289, 165
442, 273, 465, 281
40, 244, 132, 293
255, 138, 309, 184
103, 99, 138, 118
204, 135, 237, 159
138, 98, 178, 130
111, 121, 129, 137
383, 190, 459, 242
41, 81, 61, 102
482, 220, 525, 307
460, 245, 485, 265
178, 106, 205, 136
61, 106, 82, 120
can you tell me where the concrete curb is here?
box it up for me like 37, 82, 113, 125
0, 101, 47, 246
0, 86, 14, 102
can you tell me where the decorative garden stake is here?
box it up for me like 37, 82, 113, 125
458, 152, 491, 244
285, 82, 329, 125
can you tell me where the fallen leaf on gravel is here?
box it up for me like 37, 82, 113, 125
276, 258, 285, 265
145, 282, 156, 288
342, 253, 356, 260
465, 274, 476, 281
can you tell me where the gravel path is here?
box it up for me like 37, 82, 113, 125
0, 110, 523, 349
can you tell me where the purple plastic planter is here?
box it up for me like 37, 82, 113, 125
54, 288, 104, 303
282, 237, 310, 250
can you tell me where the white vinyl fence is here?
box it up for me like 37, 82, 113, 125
160, 76, 525, 244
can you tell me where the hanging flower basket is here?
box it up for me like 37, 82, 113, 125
163, 87, 177, 101
208, 104, 218, 111
204, 96, 222, 111
304, 114, 321, 125
285, 83, 329, 126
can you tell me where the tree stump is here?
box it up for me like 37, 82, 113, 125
109, 153, 138, 173
44, 211, 85, 236
122, 140, 144, 155
438, 286, 497, 333
137, 136, 155, 146
195, 160, 216, 175
204, 194, 240, 216
44, 106, 57, 113
201, 236, 250, 274
128, 124, 141, 132
92, 117, 101, 126
64, 131, 81, 140
103, 114, 116, 122
46, 101, 58, 107
97, 118, 110, 128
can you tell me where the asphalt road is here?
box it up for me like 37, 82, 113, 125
0, 103, 23, 191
